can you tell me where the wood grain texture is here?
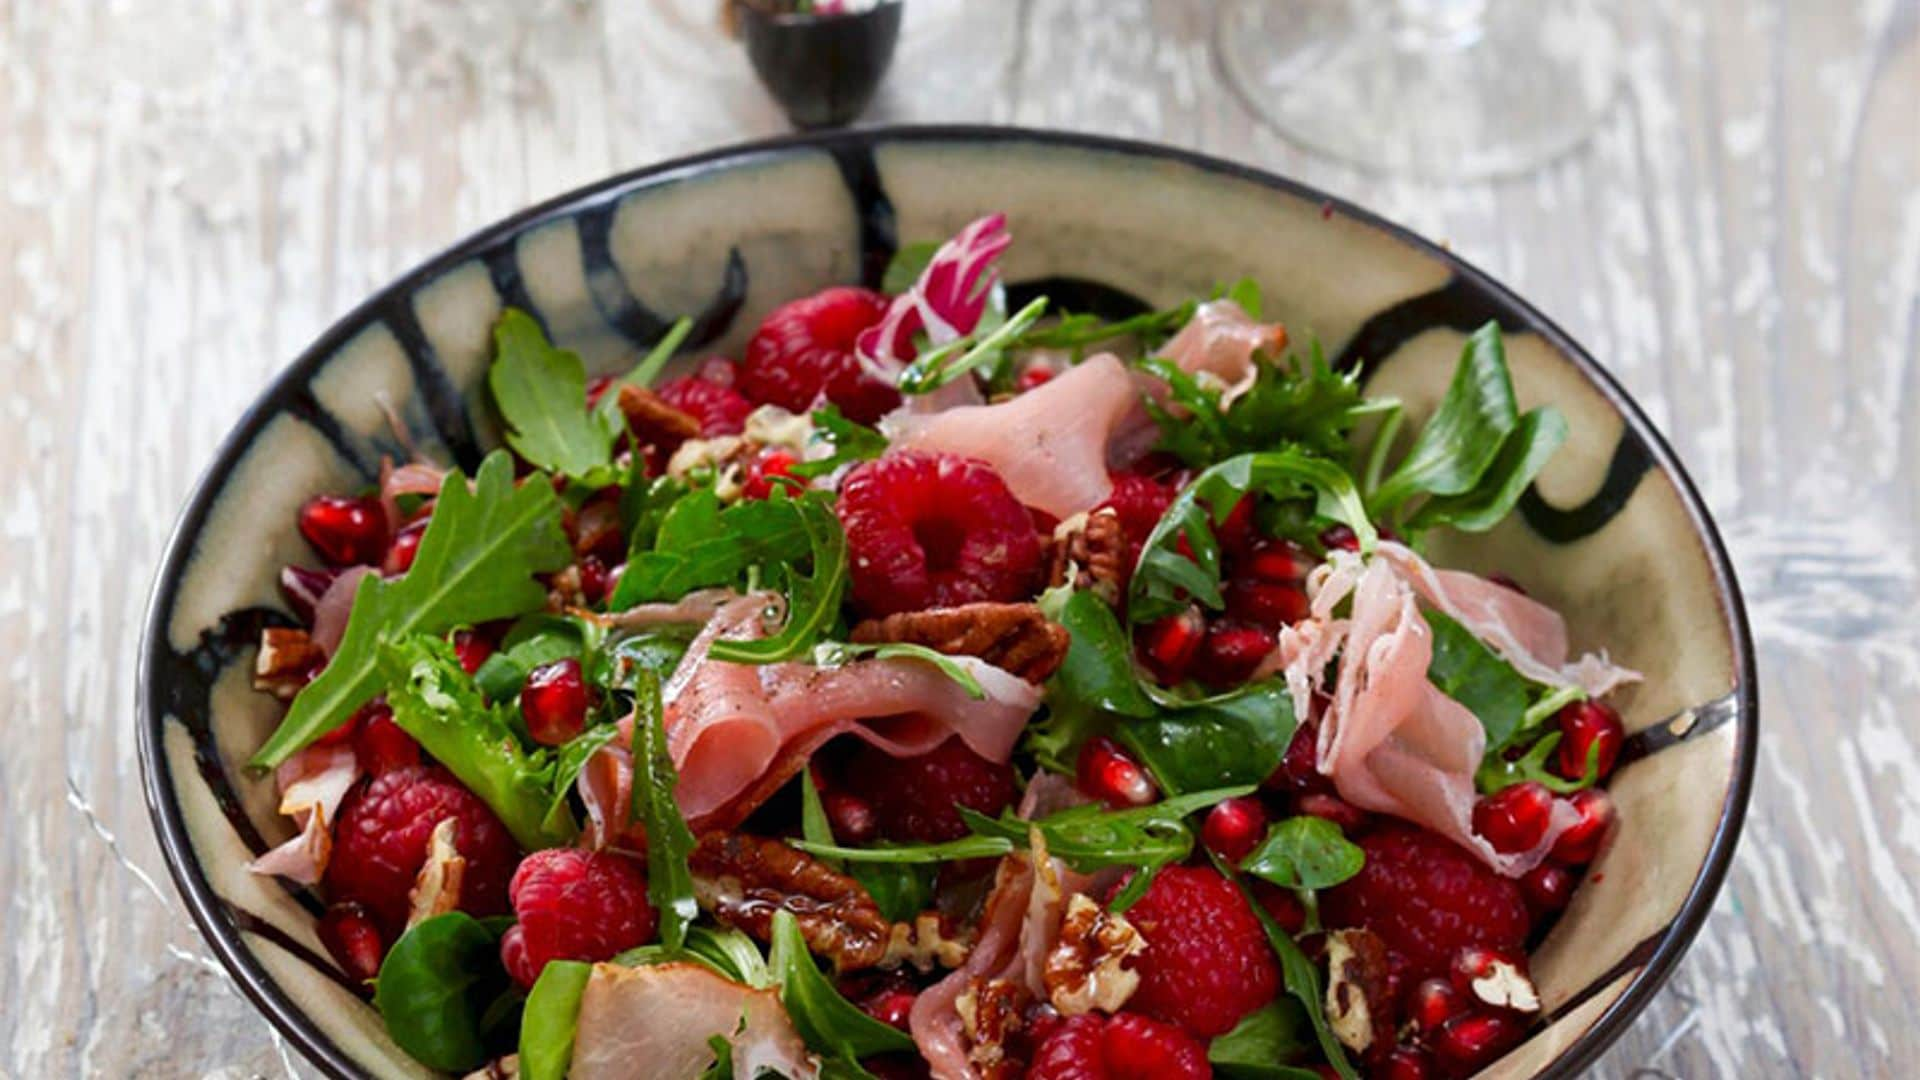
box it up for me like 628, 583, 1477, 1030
2, 0, 1914, 1075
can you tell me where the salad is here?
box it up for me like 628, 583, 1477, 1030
247, 214, 1637, 1080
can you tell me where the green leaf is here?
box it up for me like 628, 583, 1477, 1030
1407, 406, 1567, 534
897, 296, 1049, 395
519, 960, 592, 1080
1222, 340, 1367, 462
708, 495, 848, 663
769, 910, 916, 1059
609, 490, 815, 609
631, 667, 698, 951
701, 1033, 736, 1080
252, 451, 571, 768
598, 316, 694, 414
1221, 862, 1358, 1080
1223, 277, 1264, 319
1475, 726, 1600, 795
473, 615, 593, 702
1240, 817, 1365, 890
881, 241, 940, 295
1117, 680, 1297, 796
1129, 450, 1374, 625
788, 835, 1016, 864
790, 405, 888, 480
1007, 300, 1198, 352
811, 640, 986, 699
378, 635, 581, 850
620, 473, 691, 553
1371, 322, 1520, 510
373, 913, 514, 1073
614, 925, 772, 988
489, 309, 622, 480
1208, 1000, 1320, 1079
1425, 609, 1536, 751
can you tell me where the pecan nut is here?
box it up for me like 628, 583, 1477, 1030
1045, 508, 1126, 603
849, 602, 1070, 683
688, 833, 891, 970
616, 383, 701, 442
1043, 893, 1145, 1015
956, 976, 1031, 1080
254, 627, 324, 700
1324, 928, 1394, 1057
406, 817, 468, 930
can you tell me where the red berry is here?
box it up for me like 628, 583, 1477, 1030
1269, 722, 1331, 795
1202, 796, 1269, 863
1027, 1012, 1208, 1080
742, 447, 801, 500
1028, 1014, 1105, 1080
656, 373, 753, 437
1549, 788, 1614, 865
1136, 607, 1205, 685
326, 766, 520, 933
298, 495, 389, 566
1224, 578, 1310, 630
1472, 781, 1555, 853
822, 789, 878, 845
1297, 792, 1369, 834
577, 555, 614, 606
1554, 700, 1626, 781
1520, 862, 1577, 913
584, 374, 615, 408
507, 848, 658, 987
1251, 881, 1306, 933
352, 702, 421, 775
500, 923, 536, 988
1214, 496, 1256, 553
1319, 524, 1360, 552
740, 286, 898, 422
1486, 572, 1529, 596
1321, 827, 1531, 987
838, 971, 919, 1032
1408, 976, 1468, 1031
1098, 471, 1176, 571
279, 564, 338, 625
1450, 945, 1539, 1013
317, 902, 386, 984
1243, 538, 1312, 584
383, 519, 426, 575
1381, 1044, 1436, 1080
1076, 735, 1158, 810
1432, 1011, 1525, 1071
521, 657, 591, 746
311, 707, 363, 748
843, 736, 1017, 843
835, 452, 1042, 617
1017, 365, 1055, 391
1113, 865, 1279, 1038
1192, 622, 1276, 689
452, 629, 494, 675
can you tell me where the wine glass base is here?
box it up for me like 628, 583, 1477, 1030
1217, 0, 1620, 182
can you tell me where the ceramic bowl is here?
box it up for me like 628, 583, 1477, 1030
139, 126, 1756, 1079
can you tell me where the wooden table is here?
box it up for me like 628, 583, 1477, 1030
3, 1, 1914, 1075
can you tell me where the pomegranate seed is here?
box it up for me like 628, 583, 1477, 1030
1215, 496, 1256, 552
1192, 622, 1277, 689
1487, 572, 1529, 596
1520, 862, 1577, 913
1137, 607, 1205, 684
1472, 781, 1555, 853
743, 448, 801, 500
823, 790, 877, 844
1224, 578, 1310, 630
1202, 796, 1269, 863
1554, 700, 1625, 781
1450, 946, 1540, 1012
1381, 1044, 1435, 1080
1076, 735, 1158, 809
865, 987, 917, 1031
1023, 1002, 1066, 1047
1408, 977, 1468, 1030
584, 374, 615, 407
317, 902, 386, 983
1243, 539, 1312, 584
383, 520, 426, 575
310, 709, 363, 748
1549, 788, 1614, 865
452, 630, 494, 675
1298, 792, 1369, 834
298, 495, 389, 567
278, 565, 338, 625
354, 703, 420, 775
1252, 882, 1306, 933
1432, 1011, 1525, 1070
1016, 365, 1055, 391
1268, 722, 1331, 795
521, 657, 592, 746
1319, 524, 1360, 552
577, 554, 613, 606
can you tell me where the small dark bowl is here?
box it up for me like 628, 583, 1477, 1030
740, 1, 903, 129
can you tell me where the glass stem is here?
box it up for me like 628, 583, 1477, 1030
1387, 0, 1490, 50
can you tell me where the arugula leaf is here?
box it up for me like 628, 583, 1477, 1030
1208, 1000, 1321, 1079
810, 641, 985, 699
708, 494, 847, 663
614, 925, 772, 988
373, 912, 516, 1073
1007, 301, 1198, 352
1222, 277, 1264, 319
619, 473, 691, 556
789, 405, 887, 480
800, 770, 933, 923
473, 614, 599, 702
1475, 725, 1599, 795
1240, 817, 1365, 890
630, 667, 698, 952
252, 451, 570, 768
1129, 451, 1374, 625
881, 241, 940, 295
597, 316, 694, 414
519, 960, 592, 1080
769, 910, 916, 1059
378, 635, 581, 850
788, 835, 1016, 864
701, 1034, 736, 1080
1223, 340, 1367, 462
489, 309, 621, 480
608, 490, 815, 609
1406, 406, 1566, 533
1219, 857, 1358, 1080
896, 296, 1048, 395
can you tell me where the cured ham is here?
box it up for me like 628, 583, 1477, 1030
247, 743, 361, 885
378, 457, 447, 534
1158, 299, 1287, 406
888, 353, 1142, 519
569, 961, 817, 1080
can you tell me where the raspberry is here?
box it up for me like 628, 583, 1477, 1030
1098, 471, 1175, 570
836, 452, 1042, 617
657, 373, 753, 437
1027, 1012, 1209, 1080
1111, 865, 1279, 1038
740, 286, 898, 422
844, 736, 1017, 843
325, 766, 520, 934
505, 847, 658, 987
1321, 827, 1532, 987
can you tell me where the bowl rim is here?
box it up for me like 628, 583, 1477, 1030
137, 123, 1758, 1080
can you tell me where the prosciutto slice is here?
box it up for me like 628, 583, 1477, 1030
248, 743, 361, 885
1158, 299, 1287, 406
570, 961, 816, 1080
888, 353, 1144, 519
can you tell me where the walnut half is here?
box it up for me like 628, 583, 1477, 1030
956, 976, 1031, 1080
1045, 508, 1126, 603
689, 833, 891, 970
1324, 928, 1394, 1057
254, 627, 324, 700
849, 602, 1070, 683
1043, 893, 1145, 1016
